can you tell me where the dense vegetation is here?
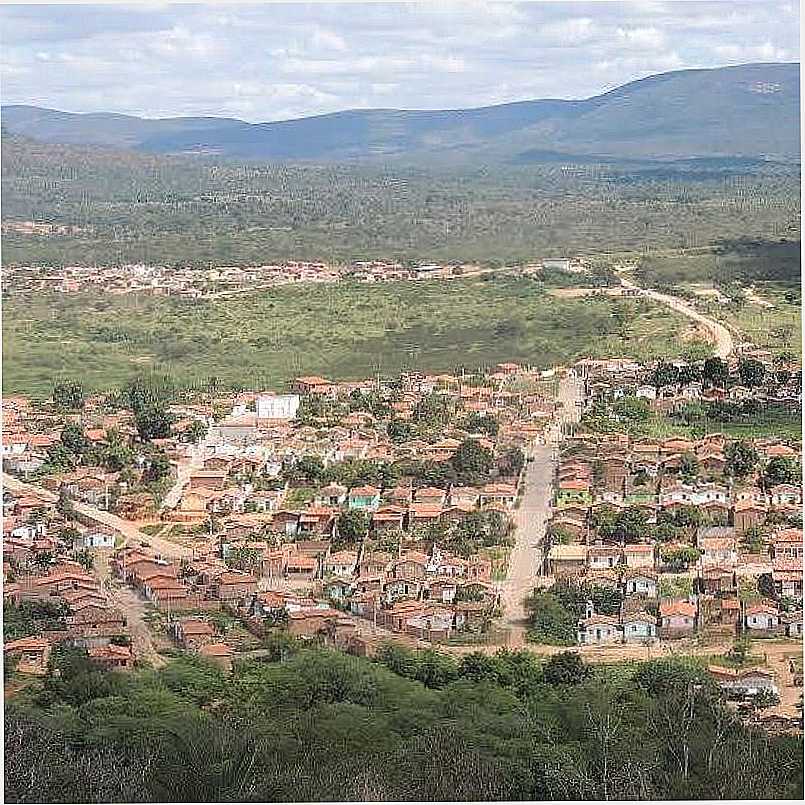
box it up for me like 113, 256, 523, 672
2, 133, 799, 267
2, 278, 688, 397
635, 239, 801, 291
4, 643, 802, 802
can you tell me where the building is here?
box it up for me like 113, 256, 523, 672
255, 393, 300, 420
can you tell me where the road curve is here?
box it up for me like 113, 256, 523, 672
619, 276, 734, 358
2, 472, 192, 559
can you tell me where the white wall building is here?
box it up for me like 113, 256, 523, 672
255, 393, 300, 420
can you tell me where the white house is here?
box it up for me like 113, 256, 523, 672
622, 612, 658, 643
73, 530, 116, 550
256, 393, 301, 420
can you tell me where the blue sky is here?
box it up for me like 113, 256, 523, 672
0, 1, 799, 121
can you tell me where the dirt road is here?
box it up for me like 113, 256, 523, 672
500, 373, 584, 645
619, 276, 734, 358
1, 472, 192, 559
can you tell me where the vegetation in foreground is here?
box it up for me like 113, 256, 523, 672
2, 277, 688, 397
4, 643, 803, 802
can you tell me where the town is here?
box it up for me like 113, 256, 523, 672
4, 344, 802, 730
1, 257, 589, 298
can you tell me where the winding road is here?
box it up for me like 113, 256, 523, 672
619, 275, 734, 359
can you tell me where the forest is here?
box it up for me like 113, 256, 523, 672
1, 133, 800, 267
4, 641, 803, 803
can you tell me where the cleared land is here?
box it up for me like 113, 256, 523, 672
2, 276, 689, 397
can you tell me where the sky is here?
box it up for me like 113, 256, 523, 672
0, 1, 799, 121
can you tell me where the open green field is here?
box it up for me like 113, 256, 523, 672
714, 282, 802, 356
3, 276, 690, 397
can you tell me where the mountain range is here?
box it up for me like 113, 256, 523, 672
1, 62, 800, 163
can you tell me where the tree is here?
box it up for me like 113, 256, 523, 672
60, 423, 88, 457
465, 412, 499, 436
702, 357, 729, 389
661, 545, 702, 571
543, 651, 591, 686
762, 457, 801, 490
74, 549, 94, 572
680, 452, 699, 482
142, 451, 171, 484
497, 447, 525, 477
651, 361, 679, 389
725, 440, 759, 479
738, 358, 766, 388
524, 589, 577, 645
336, 510, 369, 544
184, 420, 208, 445
52, 381, 85, 411
286, 455, 326, 485
56, 486, 75, 519
613, 506, 650, 543
450, 439, 493, 481
135, 405, 173, 441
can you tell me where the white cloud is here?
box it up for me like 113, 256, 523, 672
616, 26, 666, 50
0, 1, 798, 120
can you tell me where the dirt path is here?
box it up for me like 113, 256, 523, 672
619, 276, 734, 358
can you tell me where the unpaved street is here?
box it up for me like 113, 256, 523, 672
501, 373, 584, 645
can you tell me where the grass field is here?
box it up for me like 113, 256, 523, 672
3, 276, 690, 397
713, 282, 801, 356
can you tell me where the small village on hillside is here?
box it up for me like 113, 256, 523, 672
3, 346, 803, 731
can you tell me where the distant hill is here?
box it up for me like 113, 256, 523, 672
1, 63, 799, 163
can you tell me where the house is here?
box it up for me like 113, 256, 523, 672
769, 484, 802, 508
622, 611, 658, 643
348, 485, 381, 511
556, 479, 593, 508
698, 532, 738, 567
404, 607, 453, 641
577, 613, 621, 645
323, 550, 358, 578
697, 565, 737, 596
771, 529, 803, 560
708, 666, 778, 698
284, 553, 318, 579
772, 559, 803, 600
547, 544, 588, 577
390, 553, 428, 581
781, 609, 803, 638
659, 600, 697, 639
479, 483, 517, 508
733, 499, 768, 535
173, 618, 216, 649
587, 543, 622, 571
88, 643, 134, 670
316, 483, 347, 507
744, 603, 781, 637
623, 569, 658, 598
73, 529, 117, 551
212, 572, 257, 602
623, 543, 655, 569
198, 641, 235, 671
4, 636, 51, 675
188, 471, 227, 491
449, 486, 480, 508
